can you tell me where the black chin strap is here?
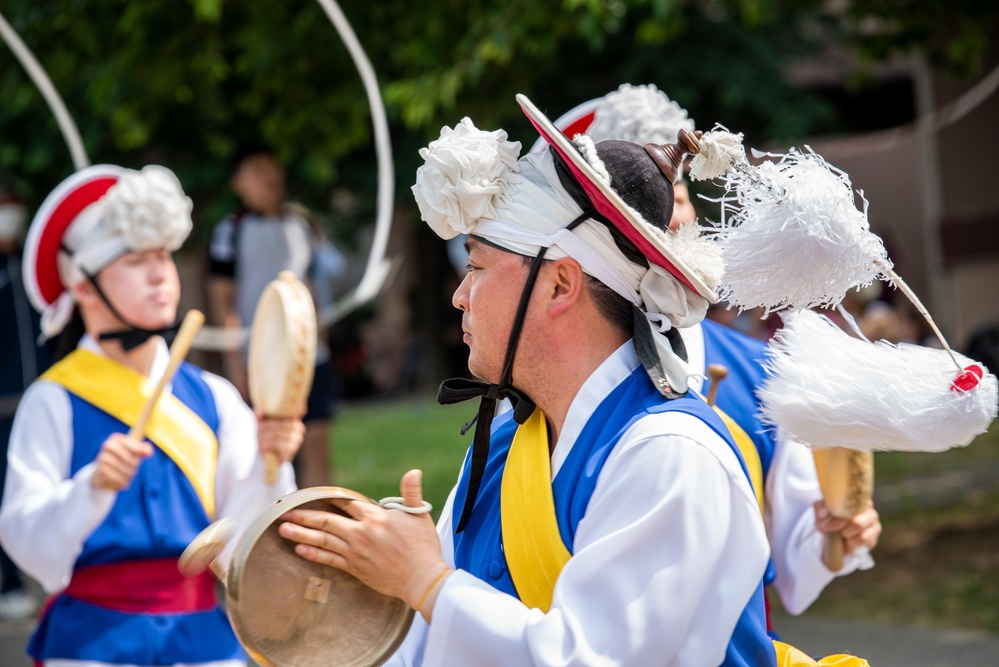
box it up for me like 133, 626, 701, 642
438, 245, 549, 533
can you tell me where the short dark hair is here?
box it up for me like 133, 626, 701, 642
230, 143, 277, 174
584, 274, 634, 335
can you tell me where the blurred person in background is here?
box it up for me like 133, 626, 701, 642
671, 176, 882, 630
0, 165, 303, 666
0, 178, 47, 621
208, 145, 346, 488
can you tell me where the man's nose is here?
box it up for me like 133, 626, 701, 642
452, 277, 469, 312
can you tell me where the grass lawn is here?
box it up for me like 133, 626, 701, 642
331, 394, 476, 516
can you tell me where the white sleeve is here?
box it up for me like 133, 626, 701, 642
0, 382, 118, 593
410, 413, 770, 667
206, 372, 297, 562
765, 437, 861, 614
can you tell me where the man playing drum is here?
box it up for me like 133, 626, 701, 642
279, 96, 777, 666
0, 164, 305, 667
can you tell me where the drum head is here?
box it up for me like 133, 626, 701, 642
248, 272, 318, 419
227, 487, 414, 667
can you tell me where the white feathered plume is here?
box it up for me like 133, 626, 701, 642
712, 149, 890, 314
758, 310, 998, 452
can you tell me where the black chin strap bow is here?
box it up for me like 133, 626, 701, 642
98, 323, 180, 351
439, 245, 549, 533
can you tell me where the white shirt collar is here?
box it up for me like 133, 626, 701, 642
550, 340, 641, 478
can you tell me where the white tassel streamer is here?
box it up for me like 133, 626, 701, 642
758, 310, 998, 453
688, 127, 746, 181
713, 149, 889, 314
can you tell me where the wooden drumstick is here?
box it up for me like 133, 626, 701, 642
264, 451, 279, 485
178, 517, 235, 584
705, 364, 728, 407
97, 310, 205, 491
128, 309, 205, 441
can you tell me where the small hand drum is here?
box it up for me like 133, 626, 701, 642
248, 271, 318, 420
225, 487, 414, 667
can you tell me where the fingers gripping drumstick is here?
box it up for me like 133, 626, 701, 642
99, 310, 206, 491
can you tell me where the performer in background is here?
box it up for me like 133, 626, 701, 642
208, 146, 345, 488
672, 178, 882, 620
280, 97, 777, 666
543, 84, 881, 624
0, 164, 304, 667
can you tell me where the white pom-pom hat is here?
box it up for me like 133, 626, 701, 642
23, 164, 193, 337
527, 83, 695, 159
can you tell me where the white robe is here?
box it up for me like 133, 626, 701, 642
386, 342, 771, 667
0, 335, 296, 667
680, 322, 862, 615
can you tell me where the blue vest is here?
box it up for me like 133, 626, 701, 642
701, 319, 780, 589
28, 362, 244, 665
452, 364, 777, 667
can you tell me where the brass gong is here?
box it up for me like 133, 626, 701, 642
224, 487, 414, 667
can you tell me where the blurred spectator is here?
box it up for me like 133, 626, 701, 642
0, 180, 48, 620
208, 146, 345, 488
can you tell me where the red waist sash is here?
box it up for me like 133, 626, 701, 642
62, 557, 217, 613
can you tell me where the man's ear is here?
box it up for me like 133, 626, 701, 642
547, 257, 585, 318
73, 279, 99, 308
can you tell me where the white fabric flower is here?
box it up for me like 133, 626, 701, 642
102, 165, 193, 252
413, 118, 522, 239
589, 84, 695, 146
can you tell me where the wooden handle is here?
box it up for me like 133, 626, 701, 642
825, 533, 846, 572
705, 364, 728, 407
812, 447, 875, 572
264, 451, 279, 485
128, 310, 206, 441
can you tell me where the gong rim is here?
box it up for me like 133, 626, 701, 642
227, 487, 414, 667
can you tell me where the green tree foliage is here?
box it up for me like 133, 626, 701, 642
0, 0, 994, 229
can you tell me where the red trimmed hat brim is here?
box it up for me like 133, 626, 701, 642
22, 166, 123, 312
516, 94, 716, 302
528, 97, 600, 154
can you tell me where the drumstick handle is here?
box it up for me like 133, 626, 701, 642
128, 310, 206, 441
264, 451, 279, 485
705, 364, 728, 407
825, 533, 846, 572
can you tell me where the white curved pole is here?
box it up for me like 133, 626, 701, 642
313, 0, 395, 326
0, 10, 89, 171
194, 0, 396, 351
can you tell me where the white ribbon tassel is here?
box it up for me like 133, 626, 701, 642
688, 127, 746, 181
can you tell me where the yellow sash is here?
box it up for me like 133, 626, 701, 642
500, 404, 870, 666
774, 641, 870, 666
501, 408, 570, 612
712, 406, 765, 515
42, 349, 218, 518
